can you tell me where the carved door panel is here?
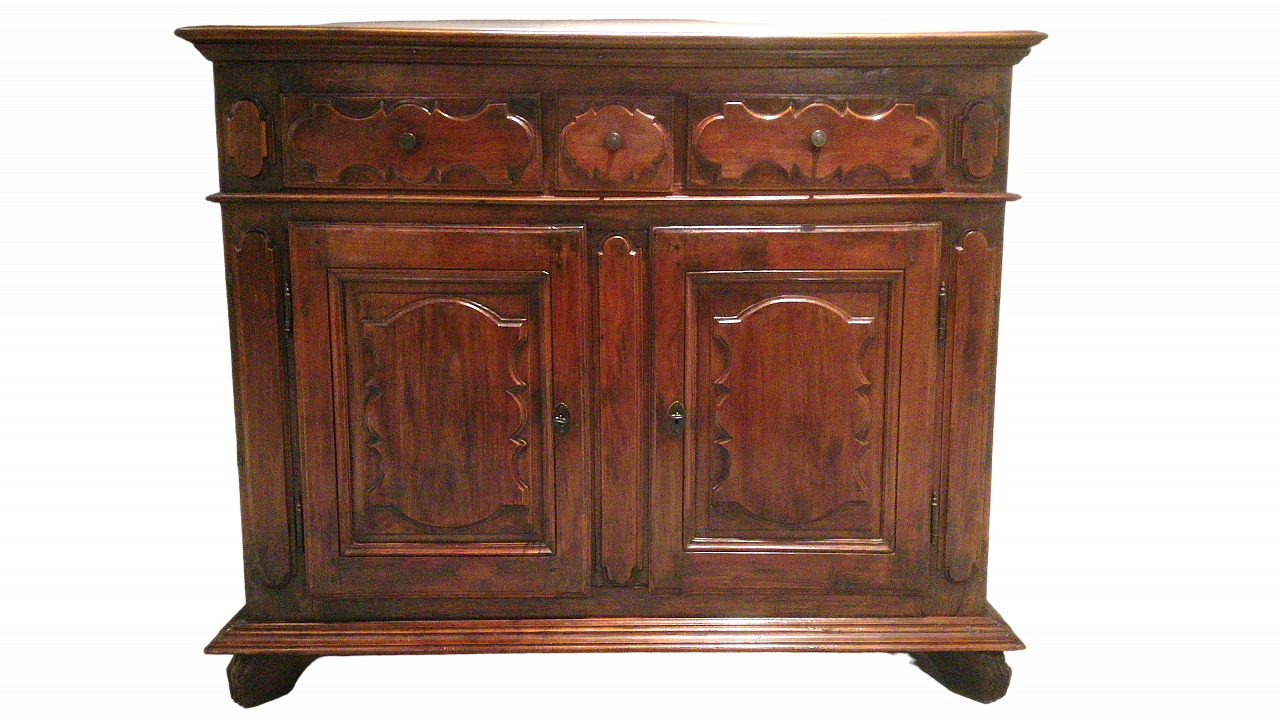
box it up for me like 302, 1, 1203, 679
651, 225, 941, 595
291, 223, 588, 597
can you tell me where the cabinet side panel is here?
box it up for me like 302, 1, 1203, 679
226, 228, 293, 587
944, 230, 1002, 585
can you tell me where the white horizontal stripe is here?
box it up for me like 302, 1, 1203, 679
998, 365, 1280, 378
0, 452, 230, 465
998, 419, 1280, 429
0, 598, 240, 603
0, 381, 230, 391
0, 539, 240, 550
0, 365, 225, 378
0, 335, 225, 345
998, 381, 1280, 391
0, 616, 230, 621
993, 539, 1274, 550
998, 406, 1280, 417
0, 468, 231, 478
993, 560, 1274, 565
0, 406, 232, 417
993, 506, 1274, 516
1003, 437, 1274, 447
998, 318, 1280, 327
0, 437, 231, 447
1003, 616, 1274, 621
998, 350, 1280, 358
998, 335, 1280, 342
0, 419, 230, 429
0, 560, 239, 565
998, 596, 1280, 606
0, 318, 225, 327
0, 350, 224, 360
998, 468, 1280, 478
1003, 452, 1274, 465
0, 509, 238, 519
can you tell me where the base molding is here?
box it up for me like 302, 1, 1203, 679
207, 605, 1022, 655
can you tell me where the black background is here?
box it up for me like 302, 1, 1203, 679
7, 16, 1269, 711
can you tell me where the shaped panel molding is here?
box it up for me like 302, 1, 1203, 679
226, 229, 293, 587
593, 235, 647, 585
225, 99, 268, 178
284, 97, 540, 189
334, 273, 552, 550
711, 296, 877, 527
690, 100, 942, 188
956, 101, 1003, 180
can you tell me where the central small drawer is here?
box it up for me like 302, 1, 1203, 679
554, 96, 675, 193
282, 95, 542, 190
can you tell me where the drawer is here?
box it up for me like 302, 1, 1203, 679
688, 96, 945, 191
282, 96, 542, 190
555, 96, 674, 193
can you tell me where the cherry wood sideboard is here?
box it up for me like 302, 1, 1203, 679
177, 21, 1044, 707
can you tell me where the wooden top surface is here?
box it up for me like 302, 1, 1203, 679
175, 21, 1045, 66
177, 20, 1045, 47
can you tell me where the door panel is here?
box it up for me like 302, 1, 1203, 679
291, 223, 588, 598
689, 272, 900, 550
333, 271, 550, 551
651, 225, 941, 594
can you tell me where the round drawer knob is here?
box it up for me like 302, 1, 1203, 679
397, 132, 419, 151
810, 129, 829, 149
603, 132, 623, 151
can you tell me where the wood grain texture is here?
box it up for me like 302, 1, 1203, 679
944, 230, 1002, 584
284, 97, 540, 189
225, 99, 267, 178
226, 229, 293, 588
207, 607, 1024, 654
559, 100, 673, 191
594, 236, 647, 586
651, 224, 941, 592
290, 223, 589, 597
690, 100, 941, 188
336, 273, 549, 549
704, 286, 884, 533
957, 101, 1002, 180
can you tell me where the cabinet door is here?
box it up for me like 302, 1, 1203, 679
651, 225, 941, 594
290, 223, 588, 598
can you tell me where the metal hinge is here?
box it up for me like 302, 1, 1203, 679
281, 277, 294, 336
929, 491, 941, 547
936, 282, 949, 345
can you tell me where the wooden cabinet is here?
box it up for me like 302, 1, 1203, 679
180, 20, 1044, 707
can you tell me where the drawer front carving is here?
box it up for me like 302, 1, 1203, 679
557, 97, 674, 192
283, 96, 541, 190
651, 224, 942, 593
689, 97, 943, 190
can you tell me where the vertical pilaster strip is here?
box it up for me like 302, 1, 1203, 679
228, 229, 293, 587
944, 230, 1002, 585
595, 235, 646, 585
